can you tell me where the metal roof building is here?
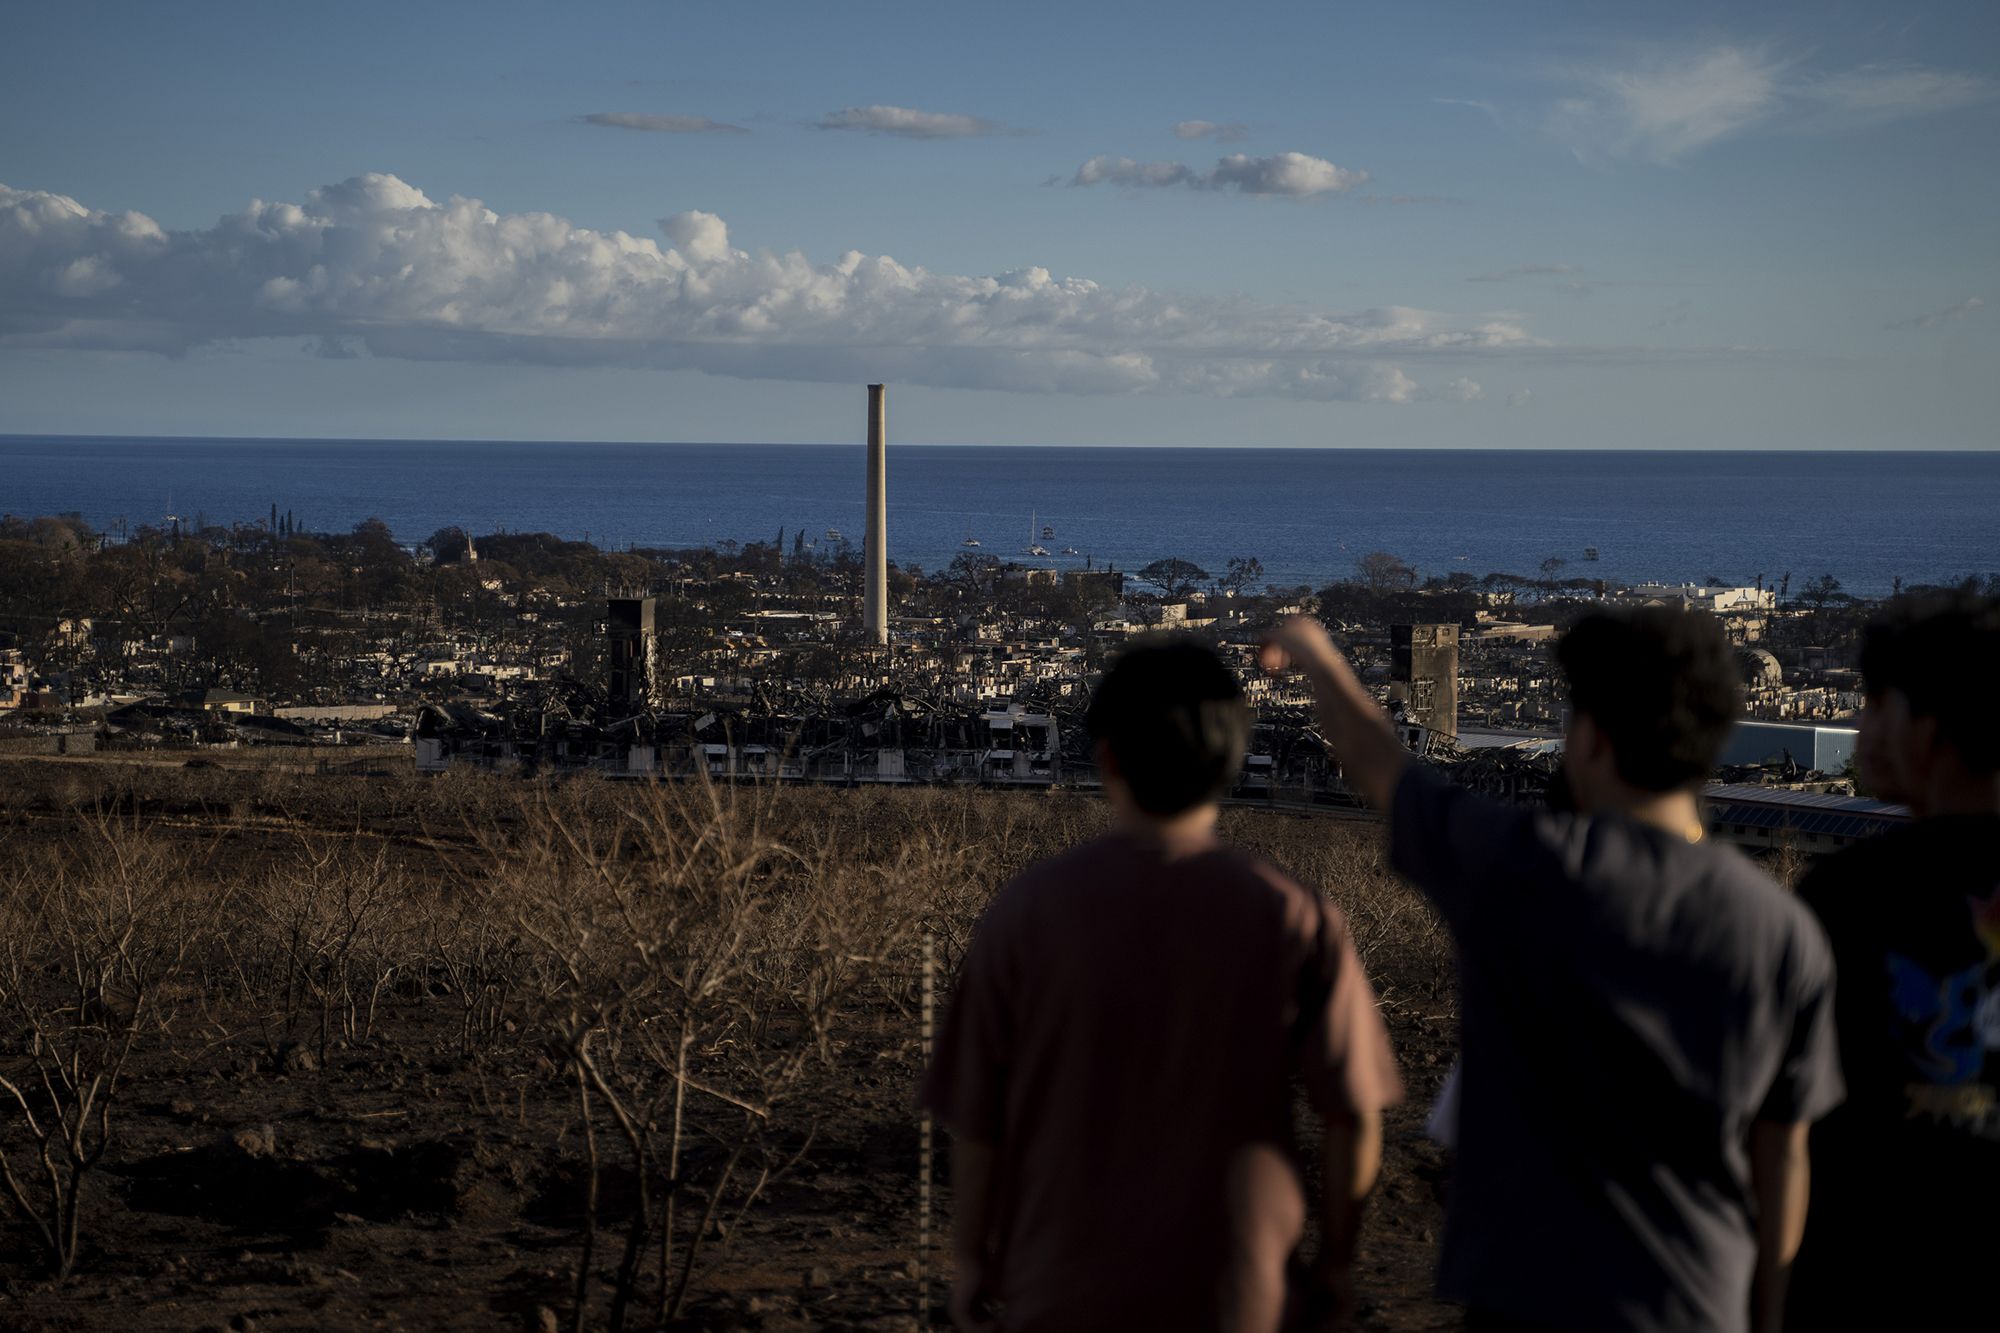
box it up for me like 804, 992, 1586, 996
1702, 783, 1908, 854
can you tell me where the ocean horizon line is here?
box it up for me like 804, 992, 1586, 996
3, 432, 1997, 456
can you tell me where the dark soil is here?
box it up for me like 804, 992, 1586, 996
0, 756, 1462, 1331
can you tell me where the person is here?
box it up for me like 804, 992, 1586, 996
921, 636, 1403, 1332
1786, 593, 2000, 1330
1262, 608, 1843, 1333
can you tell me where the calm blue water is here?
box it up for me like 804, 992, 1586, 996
3, 437, 1996, 598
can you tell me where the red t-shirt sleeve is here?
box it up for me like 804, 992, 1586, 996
919, 912, 1011, 1142
1298, 901, 1405, 1118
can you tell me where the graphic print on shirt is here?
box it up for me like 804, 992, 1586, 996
1888, 889, 2000, 1139
1889, 953, 1993, 1083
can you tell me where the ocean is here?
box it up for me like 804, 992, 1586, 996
3, 436, 1996, 598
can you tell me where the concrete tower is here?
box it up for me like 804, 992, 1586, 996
863, 383, 889, 645
1390, 623, 1460, 738
605, 595, 658, 712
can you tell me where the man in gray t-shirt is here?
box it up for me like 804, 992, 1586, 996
1265, 608, 1843, 1333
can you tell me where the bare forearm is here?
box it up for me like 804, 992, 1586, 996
1303, 656, 1410, 812
1319, 1109, 1382, 1268
1749, 1121, 1809, 1333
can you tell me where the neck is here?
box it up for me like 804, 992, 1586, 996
1114, 801, 1220, 846
1593, 785, 1706, 843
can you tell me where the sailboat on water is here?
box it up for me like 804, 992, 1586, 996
1025, 510, 1049, 557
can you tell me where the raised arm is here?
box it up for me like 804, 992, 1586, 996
1260, 616, 1410, 811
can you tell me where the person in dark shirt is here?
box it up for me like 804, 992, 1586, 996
921, 637, 1403, 1332
1787, 592, 2000, 1330
1264, 608, 1843, 1333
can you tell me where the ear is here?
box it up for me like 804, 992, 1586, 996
1569, 712, 1604, 766
1906, 711, 1942, 763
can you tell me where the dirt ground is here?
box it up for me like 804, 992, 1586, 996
0, 754, 1462, 1331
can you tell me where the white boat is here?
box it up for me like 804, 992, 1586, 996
1060, 546, 1080, 557
1024, 510, 1049, 557
825, 527, 843, 541
961, 532, 981, 548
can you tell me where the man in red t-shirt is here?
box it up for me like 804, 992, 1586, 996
921, 638, 1403, 1332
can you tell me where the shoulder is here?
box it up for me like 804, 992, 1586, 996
981, 839, 1100, 924
1700, 842, 1835, 990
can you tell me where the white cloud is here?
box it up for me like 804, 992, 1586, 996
1072, 156, 1196, 189
0, 174, 1544, 403
1210, 152, 1367, 195
1886, 296, 1985, 331
1539, 46, 1993, 164
1173, 120, 1248, 142
1071, 151, 1367, 197
815, 105, 1018, 138
1506, 388, 1534, 407
582, 112, 748, 134
1547, 46, 1782, 164
1441, 377, 1484, 402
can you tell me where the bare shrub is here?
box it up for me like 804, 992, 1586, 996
224, 834, 408, 1067
503, 776, 924, 1330
0, 817, 222, 1279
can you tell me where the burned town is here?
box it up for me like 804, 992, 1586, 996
0, 391, 1950, 865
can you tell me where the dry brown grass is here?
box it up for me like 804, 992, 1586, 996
0, 765, 1453, 1328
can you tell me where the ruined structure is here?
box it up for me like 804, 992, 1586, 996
605, 595, 658, 713
1390, 623, 1459, 738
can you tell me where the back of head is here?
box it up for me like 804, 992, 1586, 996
1558, 607, 1739, 791
1860, 592, 2000, 775
1086, 636, 1250, 815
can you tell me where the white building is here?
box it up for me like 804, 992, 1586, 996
1623, 584, 1777, 614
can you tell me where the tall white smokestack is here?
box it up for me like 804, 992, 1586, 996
863, 383, 888, 646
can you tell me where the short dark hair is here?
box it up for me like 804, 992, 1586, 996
1086, 636, 1250, 815
1557, 607, 1739, 791
1860, 592, 2000, 774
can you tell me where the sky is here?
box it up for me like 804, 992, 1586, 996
1, 0, 1996, 449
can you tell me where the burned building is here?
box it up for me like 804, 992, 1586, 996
605, 595, 658, 713
1390, 623, 1459, 738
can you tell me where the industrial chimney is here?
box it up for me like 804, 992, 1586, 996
862, 384, 889, 646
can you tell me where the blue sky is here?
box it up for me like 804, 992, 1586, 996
2, 0, 1995, 447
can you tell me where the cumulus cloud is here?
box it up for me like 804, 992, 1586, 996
1441, 377, 1484, 402
582, 112, 748, 134
1173, 120, 1248, 142
1540, 46, 1993, 164
1886, 296, 1985, 331
0, 173, 1546, 402
1506, 388, 1534, 408
1070, 157, 1197, 189
1070, 151, 1367, 197
815, 105, 1018, 138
